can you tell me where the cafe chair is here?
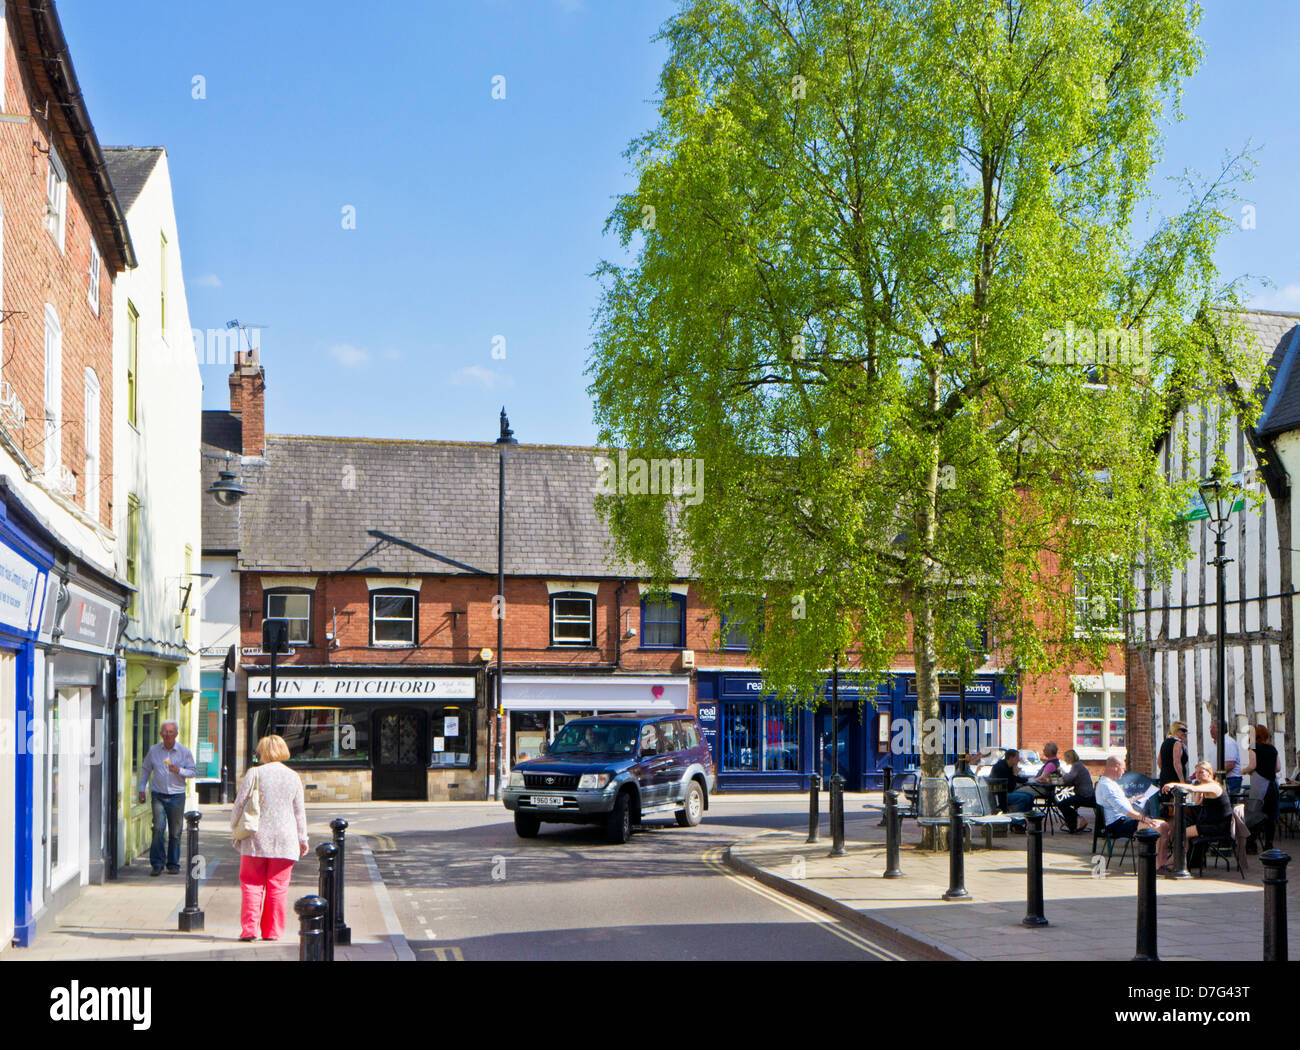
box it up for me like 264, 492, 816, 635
1092, 802, 1136, 874
1188, 834, 1243, 878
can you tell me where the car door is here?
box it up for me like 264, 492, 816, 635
634, 723, 665, 805
656, 721, 688, 803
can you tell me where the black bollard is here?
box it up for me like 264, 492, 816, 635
1133, 828, 1159, 961
1022, 811, 1048, 926
178, 810, 204, 932
1169, 789, 1191, 880
295, 895, 328, 961
829, 773, 846, 858
316, 842, 338, 962
1262, 849, 1290, 962
884, 788, 903, 879
878, 767, 893, 828
943, 790, 969, 900
330, 818, 352, 947
806, 773, 821, 844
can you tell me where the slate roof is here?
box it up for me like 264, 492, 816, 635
1240, 309, 1300, 436
102, 147, 164, 214
201, 433, 686, 578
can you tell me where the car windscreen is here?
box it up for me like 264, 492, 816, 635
548, 721, 639, 756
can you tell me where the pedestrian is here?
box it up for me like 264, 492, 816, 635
230, 735, 308, 941
137, 720, 195, 876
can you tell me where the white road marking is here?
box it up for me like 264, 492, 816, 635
358, 839, 416, 961
424, 928, 436, 939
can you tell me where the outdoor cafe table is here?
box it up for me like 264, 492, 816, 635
1023, 779, 1066, 834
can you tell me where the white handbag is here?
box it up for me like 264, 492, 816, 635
232, 766, 261, 841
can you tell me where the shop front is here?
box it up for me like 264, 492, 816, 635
242, 666, 484, 801
499, 673, 692, 769
698, 671, 1014, 791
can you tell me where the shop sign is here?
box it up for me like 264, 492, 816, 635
247, 674, 476, 700
59, 583, 120, 653
696, 701, 718, 762
0, 540, 46, 633
999, 703, 1018, 748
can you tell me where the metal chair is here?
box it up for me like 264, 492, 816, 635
1092, 802, 1136, 873
1188, 834, 1244, 878
953, 776, 1023, 848
896, 770, 920, 819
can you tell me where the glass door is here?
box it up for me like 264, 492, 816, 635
817, 708, 852, 781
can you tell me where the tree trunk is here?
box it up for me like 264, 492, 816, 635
914, 356, 943, 849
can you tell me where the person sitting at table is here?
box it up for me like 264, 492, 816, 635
1055, 748, 1094, 833
1154, 760, 1231, 871
1007, 742, 1062, 814
1097, 755, 1166, 844
991, 749, 1031, 812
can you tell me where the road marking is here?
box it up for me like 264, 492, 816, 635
425, 945, 463, 960
701, 847, 902, 960
368, 834, 397, 851
357, 839, 416, 961
423, 928, 436, 939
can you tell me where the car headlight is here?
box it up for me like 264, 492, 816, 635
578, 773, 612, 790
508, 771, 524, 789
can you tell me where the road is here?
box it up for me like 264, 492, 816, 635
326, 797, 924, 960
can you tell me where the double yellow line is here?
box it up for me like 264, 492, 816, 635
701, 846, 903, 960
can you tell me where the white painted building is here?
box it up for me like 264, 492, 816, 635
104, 147, 202, 863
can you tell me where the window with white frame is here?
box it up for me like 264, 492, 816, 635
1073, 558, 1123, 632
45, 146, 67, 251
1074, 681, 1126, 753
265, 588, 312, 646
83, 368, 99, 515
370, 589, 416, 646
551, 593, 595, 646
87, 238, 100, 314
43, 304, 61, 477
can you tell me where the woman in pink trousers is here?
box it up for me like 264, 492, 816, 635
230, 735, 308, 940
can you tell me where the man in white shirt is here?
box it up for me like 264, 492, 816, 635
1096, 755, 1167, 850
137, 721, 196, 875
1211, 721, 1241, 794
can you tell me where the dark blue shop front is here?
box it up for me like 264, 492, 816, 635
697, 671, 1016, 792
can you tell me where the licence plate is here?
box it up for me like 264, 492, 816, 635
532, 795, 565, 807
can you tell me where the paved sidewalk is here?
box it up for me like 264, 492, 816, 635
3, 805, 411, 961
726, 798, 1300, 961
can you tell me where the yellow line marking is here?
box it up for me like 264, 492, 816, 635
429, 945, 463, 961
701, 846, 903, 961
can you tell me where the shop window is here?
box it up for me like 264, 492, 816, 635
1075, 688, 1125, 750
720, 702, 800, 772
370, 589, 416, 646
265, 587, 312, 645
430, 704, 471, 766
249, 703, 369, 764
551, 593, 594, 646
640, 594, 685, 648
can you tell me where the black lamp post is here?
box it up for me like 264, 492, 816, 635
494, 408, 517, 801
1198, 476, 1235, 781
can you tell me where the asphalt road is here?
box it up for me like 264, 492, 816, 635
326, 798, 924, 961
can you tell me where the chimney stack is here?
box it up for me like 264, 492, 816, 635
228, 348, 265, 458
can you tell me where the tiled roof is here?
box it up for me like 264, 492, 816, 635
102, 147, 164, 213
201, 433, 686, 578
1238, 309, 1300, 436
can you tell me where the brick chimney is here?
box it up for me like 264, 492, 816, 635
228, 349, 266, 458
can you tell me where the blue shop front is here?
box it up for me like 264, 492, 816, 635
697, 671, 1016, 792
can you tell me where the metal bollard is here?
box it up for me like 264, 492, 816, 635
1022, 811, 1048, 927
316, 842, 338, 962
178, 810, 204, 932
1169, 789, 1191, 879
1133, 828, 1159, 961
1262, 849, 1290, 962
806, 773, 821, 844
295, 895, 329, 961
330, 818, 352, 947
828, 773, 846, 858
943, 790, 969, 899
884, 788, 902, 879
878, 768, 893, 828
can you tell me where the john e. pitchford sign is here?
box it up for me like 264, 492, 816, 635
247, 675, 476, 700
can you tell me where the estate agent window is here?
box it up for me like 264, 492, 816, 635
430, 704, 471, 767
551, 593, 594, 646
371, 589, 417, 646
1075, 687, 1126, 751
265, 587, 312, 645
641, 594, 685, 648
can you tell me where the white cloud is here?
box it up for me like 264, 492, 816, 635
1253, 284, 1300, 312
450, 365, 514, 390
329, 343, 371, 367
194, 273, 223, 288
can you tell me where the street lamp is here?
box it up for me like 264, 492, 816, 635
493, 408, 518, 801
1198, 475, 1235, 780
204, 451, 247, 506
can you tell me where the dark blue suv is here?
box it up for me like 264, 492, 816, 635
503, 714, 716, 843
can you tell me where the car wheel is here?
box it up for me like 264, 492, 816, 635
514, 812, 540, 838
605, 790, 632, 844
676, 781, 704, 827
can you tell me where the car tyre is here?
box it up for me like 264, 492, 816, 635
605, 790, 633, 844
514, 812, 540, 838
676, 781, 704, 827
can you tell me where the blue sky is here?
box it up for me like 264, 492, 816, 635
58, 0, 1300, 448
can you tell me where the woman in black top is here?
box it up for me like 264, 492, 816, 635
1243, 724, 1280, 850
1158, 721, 1188, 787
1157, 761, 1230, 870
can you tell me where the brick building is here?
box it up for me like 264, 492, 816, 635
0, 0, 134, 947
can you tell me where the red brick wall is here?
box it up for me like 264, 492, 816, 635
0, 11, 115, 528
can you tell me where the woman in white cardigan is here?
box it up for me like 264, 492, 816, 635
230, 735, 308, 940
